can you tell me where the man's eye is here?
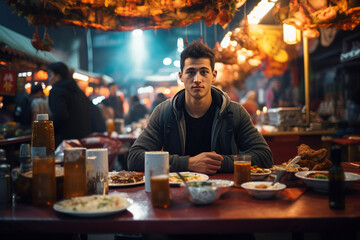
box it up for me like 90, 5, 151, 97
187, 71, 195, 76
200, 70, 209, 75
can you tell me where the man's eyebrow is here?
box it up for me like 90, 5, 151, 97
185, 67, 211, 71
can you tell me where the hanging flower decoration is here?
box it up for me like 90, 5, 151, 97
6, 0, 246, 31
31, 27, 54, 51
273, 0, 360, 39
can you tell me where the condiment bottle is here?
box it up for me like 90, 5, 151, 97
329, 145, 345, 210
19, 144, 32, 173
31, 114, 55, 159
31, 114, 56, 206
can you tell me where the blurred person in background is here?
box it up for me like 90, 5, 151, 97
240, 90, 258, 123
30, 84, 51, 122
125, 95, 148, 125
47, 62, 91, 147
151, 92, 167, 113
0, 95, 16, 124
128, 40, 272, 175
102, 82, 124, 119
265, 78, 281, 109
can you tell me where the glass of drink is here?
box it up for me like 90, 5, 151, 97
63, 148, 87, 199
150, 167, 170, 208
114, 118, 125, 134
234, 154, 251, 187
106, 119, 115, 136
86, 148, 109, 195
32, 156, 56, 206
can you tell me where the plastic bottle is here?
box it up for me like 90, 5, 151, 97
31, 114, 55, 159
329, 145, 345, 210
31, 114, 56, 206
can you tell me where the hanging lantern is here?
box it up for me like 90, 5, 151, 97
283, 24, 301, 45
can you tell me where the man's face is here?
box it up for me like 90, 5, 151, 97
178, 58, 216, 100
48, 70, 59, 85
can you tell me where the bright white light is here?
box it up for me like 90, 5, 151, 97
92, 96, 105, 105
177, 47, 184, 53
248, 0, 278, 24
237, 54, 246, 63
230, 41, 238, 47
163, 57, 172, 66
24, 83, 32, 89
138, 86, 154, 94
73, 72, 89, 81
177, 38, 184, 48
131, 29, 146, 66
27, 72, 32, 76
132, 29, 143, 37
220, 31, 232, 48
173, 60, 180, 68
164, 88, 171, 94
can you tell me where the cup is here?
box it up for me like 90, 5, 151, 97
86, 148, 109, 195
32, 156, 56, 206
114, 118, 125, 134
63, 148, 87, 199
144, 151, 169, 192
106, 119, 115, 135
234, 154, 251, 187
150, 168, 170, 208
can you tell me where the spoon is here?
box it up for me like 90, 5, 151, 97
271, 169, 285, 186
285, 156, 301, 170
176, 172, 190, 191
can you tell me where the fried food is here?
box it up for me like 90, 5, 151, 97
295, 144, 332, 171
109, 171, 144, 184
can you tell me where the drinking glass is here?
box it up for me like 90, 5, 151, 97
150, 167, 171, 208
234, 154, 251, 187
32, 155, 56, 206
63, 148, 87, 199
86, 148, 109, 195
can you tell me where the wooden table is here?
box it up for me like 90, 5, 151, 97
0, 163, 359, 236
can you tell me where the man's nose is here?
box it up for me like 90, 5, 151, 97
193, 72, 201, 83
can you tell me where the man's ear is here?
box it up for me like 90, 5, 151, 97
178, 71, 183, 83
212, 70, 217, 84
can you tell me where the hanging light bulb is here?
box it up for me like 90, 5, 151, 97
283, 24, 301, 45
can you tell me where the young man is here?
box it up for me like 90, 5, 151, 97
127, 41, 273, 174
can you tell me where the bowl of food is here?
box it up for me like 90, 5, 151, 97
270, 164, 309, 181
186, 181, 221, 205
241, 181, 286, 199
295, 171, 360, 193
251, 166, 271, 181
208, 179, 234, 195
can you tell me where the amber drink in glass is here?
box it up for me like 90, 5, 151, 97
32, 156, 56, 206
234, 154, 251, 187
63, 148, 87, 199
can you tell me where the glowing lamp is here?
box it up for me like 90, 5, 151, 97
283, 24, 301, 45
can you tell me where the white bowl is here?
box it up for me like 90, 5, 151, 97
241, 181, 286, 199
208, 179, 234, 195
251, 169, 271, 181
186, 181, 221, 205
295, 171, 360, 193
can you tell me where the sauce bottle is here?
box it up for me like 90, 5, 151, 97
329, 145, 345, 210
31, 114, 55, 159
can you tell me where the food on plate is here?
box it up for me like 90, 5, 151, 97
287, 144, 332, 171
109, 170, 144, 184
55, 194, 129, 212
254, 184, 269, 189
306, 172, 329, 180
169, 172, 207, 183
251, 166, 270, 173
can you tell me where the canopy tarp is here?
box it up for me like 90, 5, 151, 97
0, 24, 60, 64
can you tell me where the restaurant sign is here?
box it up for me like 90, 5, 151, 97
0, 69, 17, 95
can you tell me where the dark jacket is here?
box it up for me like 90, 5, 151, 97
49, 78, 91, 147
127, 86, 273, 172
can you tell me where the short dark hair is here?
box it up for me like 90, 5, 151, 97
180, 40, 215, 73
107, 82, 117, 88
30, 84, 43, 95
47, 62, 71, 80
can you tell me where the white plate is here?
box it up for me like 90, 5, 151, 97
251, 169, 271, 181
169, 172, 209, 184
108, 172, 145, 187
241, 181, 286, 199
53, 194, 133, 217
295, 171, 360, 193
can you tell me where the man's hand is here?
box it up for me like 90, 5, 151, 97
188, 152, 224, 174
